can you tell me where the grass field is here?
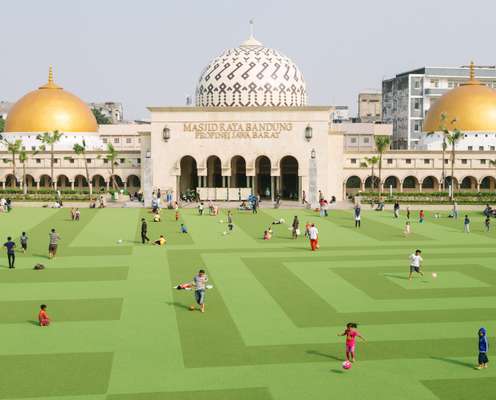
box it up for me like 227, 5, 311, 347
0, 206, 495, 400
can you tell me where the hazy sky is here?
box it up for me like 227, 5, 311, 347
1, 0, 494, 120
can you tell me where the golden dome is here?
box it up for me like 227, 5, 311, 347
423, 62, 496, 132
5, 67, 97, 133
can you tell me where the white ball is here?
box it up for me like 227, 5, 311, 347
223, 231, 227, 235
220, 220, 224, 223
432, 272, 437, 278
117, 239, 123, 244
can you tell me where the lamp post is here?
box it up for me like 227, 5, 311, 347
305, 125, 313, 142
308, 148, 318, 209
162, 126, 171, 142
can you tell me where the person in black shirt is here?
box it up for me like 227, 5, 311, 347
4, 237, 16, 269
141, 218, 150, 244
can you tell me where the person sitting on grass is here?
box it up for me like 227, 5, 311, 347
38, 304, 50, 327
153, 212, 161, 222
180, 224, 188, 234
263, 230, 272, 240
153, 235, 166, 246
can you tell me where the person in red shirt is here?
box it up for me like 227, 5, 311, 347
38, 304, 50, 327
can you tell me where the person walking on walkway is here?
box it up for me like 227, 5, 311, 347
4, 237, 16, 269
141, 218, 150, 244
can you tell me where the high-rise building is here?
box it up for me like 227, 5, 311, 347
382, 65, 496, 149
358, 91, 381, 122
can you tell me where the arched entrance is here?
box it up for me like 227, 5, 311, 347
113, 175, 124, 189
460, 176, 477, 191
383, 176, 400, 191
127, 175, 141, 191
365, 176, 379, 190
255, 156, 271, 199
402, 176, 419, 192
207, 156, 222, 187
345, 176, 361, 196
5, 174, 19, 188
280, 156, 299, 200
57, 175, 70, 189
230, 156, 247, 187
444, 176, 459, 191
74, 175, 88, 190
179, 156, 198, 194
92, 175, 105, 190
422, 176, 439, 191
39, 175, 52, 188
480, 176, 496, 191
24, 174, 36, 190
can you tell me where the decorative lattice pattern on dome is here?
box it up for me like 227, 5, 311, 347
195, 45, 307, 107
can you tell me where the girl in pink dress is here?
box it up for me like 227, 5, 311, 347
338, 322, 365, 362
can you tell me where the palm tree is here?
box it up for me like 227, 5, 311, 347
104, 143, 120, 190
73, 140, 93, 195
375, 136, 390, 195
1, 138, 23, 187
426, 112, 453, 191
446, 128, 463, 200
37, 130, 64, 190
360, 156, 379, 192
19, 146, 39, 194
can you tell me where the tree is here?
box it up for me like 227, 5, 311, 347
92, 108, 112, 125
19, 146, 39, 194
104, 143, 120, 190
0, 116, 5, 133
446, 128, 463, 200
1, 138, 23, 187
375, 136, 390, 195
426, 112, 453, 191
73, 140, 93, 195
37, 130, 64, 190
360, 156, 379, 191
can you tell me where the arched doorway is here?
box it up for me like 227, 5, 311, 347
255, 156, 271, 199
24, 174, 36, 190
74, 175, 88, 191
460, 176, 477, 191
39, 175, 52, 188
57, 175, 70, 189
92, 175, 106, 190
444, 176, 459, 191
113, 175, 124, 189
345, 176, 361, 196
230, 156, 247, 187
402, 176, 419, 192
365, 176, 379, 190
480, 176, 496, 191
422, 176, 439, 191
207, 156, 222, 187
127, 175, 141, 191
383, 176, 400, 191
280, 156, 299, 200
5, 174, 19, 188
180, 156, 198, 194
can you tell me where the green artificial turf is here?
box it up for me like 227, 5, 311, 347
0, 206, 495, 399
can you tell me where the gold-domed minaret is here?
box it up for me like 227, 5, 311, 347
5, 67, 98, 133
423, 61, 496, 132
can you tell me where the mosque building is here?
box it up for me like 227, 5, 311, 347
2, 31, 496, 203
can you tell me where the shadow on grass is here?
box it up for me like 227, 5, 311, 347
166, 301, 191, 310
430, 356, 474, 369
383, 274, 409, 281
306, 350, 342, 361
330, 369, 345, 374
27, 320, 40, 326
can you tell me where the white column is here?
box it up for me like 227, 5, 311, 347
71, 181, 75, 191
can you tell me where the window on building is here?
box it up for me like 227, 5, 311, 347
350, 138, 357, 144
120, 158, 125, 164
137, 158, 141, 164
102, 138, 108, 143
87, 158, 92, 163
491, 146, 495, 151
480, 146, 484, 151
31, 146, 36, 151
138, 138, 142, 143
414, 122, 420, 132
414, 100, 420, 110
350, 158, 357, 164
69, 158, 74, 164
481, 159, 487, 165
424, 159, 430, 164
445, 159, 449, 164
405, 159, 412, 164
468, 146, 473, 151
36, 158, 41, 164
430, 79, 439, 88
387, 159, 393, 164
103, 159, 108, 164
53, 159, 58, 164
363, 137, 370, 143
114, 138, 120, 144
414, 80, 420, 89
126, 138, 132, 144
461, 159, 467, 165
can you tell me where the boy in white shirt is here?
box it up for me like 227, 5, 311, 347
408, 249, 423, 280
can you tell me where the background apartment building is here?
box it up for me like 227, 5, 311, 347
382, 65, 496, 149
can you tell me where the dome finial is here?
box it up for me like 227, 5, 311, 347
241, 19, 263, 47
48, 65, 54, 84
469, 60, 475, 80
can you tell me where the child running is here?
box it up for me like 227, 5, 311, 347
338, 322, 365, 362
20, 232, 28, 253
485, 216, 491, 232
38, 304, 50, 326
464, 215, 471, 233
419, 209, 425, 223
477, 327, 489, 369
191, 269, 208, 313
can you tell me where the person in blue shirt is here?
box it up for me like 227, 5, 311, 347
478, 327, 489, 369
3, 237, 16, 269
180, 224, 188, 234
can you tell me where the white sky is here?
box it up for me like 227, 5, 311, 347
0, 0, 493, 119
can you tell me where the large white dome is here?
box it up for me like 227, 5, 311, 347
195, 35, 307, 107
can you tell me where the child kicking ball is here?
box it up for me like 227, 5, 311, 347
408, 249, 424, 280
174, 269, 212, 313
338, 322, 365, 363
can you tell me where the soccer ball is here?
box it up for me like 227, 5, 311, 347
223, 231, 227, 235
117, 239, 123, 244
432, 272, 438, 278
342, 361, 352, 370
189, 306, 195, 311
220, 220, 224, 223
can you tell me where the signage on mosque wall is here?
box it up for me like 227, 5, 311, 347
183, 122, 293, 139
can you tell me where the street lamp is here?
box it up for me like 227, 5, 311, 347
305, 125, 313, 141
162, 126, 171, 142
311, 148, 316, 159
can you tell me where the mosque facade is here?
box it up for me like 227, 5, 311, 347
2, 34, 496, 203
